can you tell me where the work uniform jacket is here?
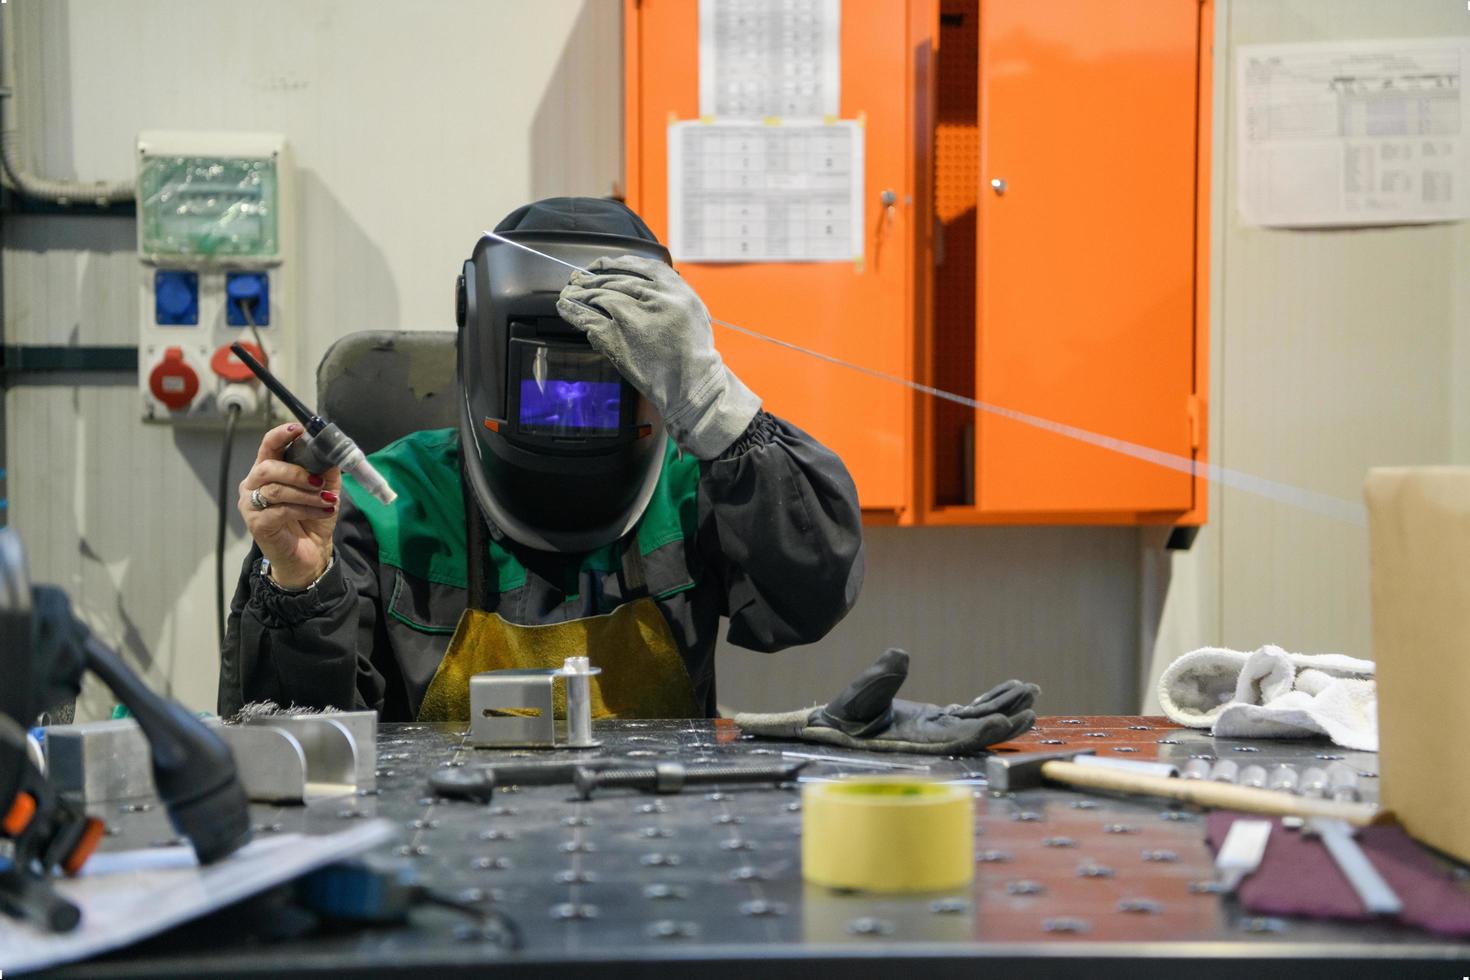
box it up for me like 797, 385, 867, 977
218, 411, 865, 720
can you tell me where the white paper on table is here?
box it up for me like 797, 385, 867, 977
698, 0, 840, 120
668, 119, 864, 263
1, 819, 395, 976
1237, 38, 1470, 227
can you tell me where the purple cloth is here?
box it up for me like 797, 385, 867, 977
1206, 812, 1470, 936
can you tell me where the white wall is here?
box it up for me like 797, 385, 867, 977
1142, 0, 1470, 710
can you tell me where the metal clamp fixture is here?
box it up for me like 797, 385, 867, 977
468, 657, 602, 749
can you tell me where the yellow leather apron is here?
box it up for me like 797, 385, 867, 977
416, 597, 699, 722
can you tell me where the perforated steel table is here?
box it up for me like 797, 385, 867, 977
50, 717, 1470, 978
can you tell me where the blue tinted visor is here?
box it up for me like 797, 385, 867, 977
516, 347, 623, 436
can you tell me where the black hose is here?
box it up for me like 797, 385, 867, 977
217, 403, 242, 651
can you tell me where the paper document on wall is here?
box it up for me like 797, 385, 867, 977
1237, 39, 1470, 227
669, 120, 864, 263
698, 0, 840, 119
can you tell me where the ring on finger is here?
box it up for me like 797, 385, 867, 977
250, 488, 271, 511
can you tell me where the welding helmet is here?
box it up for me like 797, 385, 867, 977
455, 198, 669, 553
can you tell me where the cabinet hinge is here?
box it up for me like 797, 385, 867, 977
1186, 395, 1205, 451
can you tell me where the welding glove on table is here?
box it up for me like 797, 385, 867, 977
735, 648, 1040, 756
557, 255, 761, 460
1157, 644, 1377, 751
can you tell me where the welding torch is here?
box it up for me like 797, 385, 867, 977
227, 343, 396, 504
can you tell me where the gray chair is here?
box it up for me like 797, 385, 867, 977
314, 331, 459, 454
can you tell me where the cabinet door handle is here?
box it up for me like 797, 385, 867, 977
990, 177, 1007, 195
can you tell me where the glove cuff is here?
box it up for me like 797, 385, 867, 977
663, 362, 762, 460
733, 707, 816, 738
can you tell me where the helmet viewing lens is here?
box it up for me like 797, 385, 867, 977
515, 344, 625, 438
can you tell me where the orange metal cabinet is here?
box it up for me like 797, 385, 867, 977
972, 0, 1207, 518
624, 0, 918, 516
625, 0, 1211, 527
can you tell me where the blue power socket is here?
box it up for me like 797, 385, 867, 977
226, 272, 270, 326
154, 270, 198, 325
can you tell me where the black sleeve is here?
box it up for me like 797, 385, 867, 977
697, 410, 865, 651
217, 494, 388, 716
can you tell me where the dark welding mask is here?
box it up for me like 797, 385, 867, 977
455, 199, 670, 554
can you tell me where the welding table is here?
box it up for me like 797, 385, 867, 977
48, 716, 1470, 979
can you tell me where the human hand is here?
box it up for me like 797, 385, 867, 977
556, 255, 760, 459
237, 423, 341, 589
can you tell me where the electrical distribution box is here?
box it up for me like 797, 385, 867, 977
136, 131, 294, 424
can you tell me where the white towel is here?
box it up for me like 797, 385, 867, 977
1157, 644, 1377, 751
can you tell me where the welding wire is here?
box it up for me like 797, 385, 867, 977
483, 231, 1368, 528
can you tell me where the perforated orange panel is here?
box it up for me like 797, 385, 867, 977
931, 0, 979, 506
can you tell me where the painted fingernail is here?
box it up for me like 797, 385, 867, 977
287, 423, 300, 433
320, 491, 338, 503
308, 474, 324, 487
325, 506, 336, 515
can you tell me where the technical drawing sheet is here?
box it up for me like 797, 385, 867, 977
698, 0, 841, 119
1237, 39, 1470, 226
668, 120, 864, 262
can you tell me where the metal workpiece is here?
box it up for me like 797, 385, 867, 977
68, 717, 1469, 979
467, 657, 602, 748
43, 719, 156, 802
216, 724, 351, 803
1305, 818, 1404, 916
1327, 762, 1361, 803
561, 656, 598, 748
1209, 760, 1239, 783
1268, 764, 1300, 793
1239, 764, 1269, 789
44, 711, 377, 805
1298, 766, 1330, 798
1182, 758, 1212, 781
244, 710, 379, 792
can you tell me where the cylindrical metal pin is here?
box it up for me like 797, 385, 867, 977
1238, 765, 1268, 789
561, 656, 600, 748
1267, 765, 1299, 793
1209, 760, 1239, 783
1327, 762, 1360, 802
1182, 758, 1212, 781
1298, 766, 1329, 798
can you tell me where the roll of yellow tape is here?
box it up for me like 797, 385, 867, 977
801, 779, 974, 893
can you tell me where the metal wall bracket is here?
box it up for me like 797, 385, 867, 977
469, 658, 601, 749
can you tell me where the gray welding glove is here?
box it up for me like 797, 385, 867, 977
734, 648, 1040, 756
556, 255, 761, 460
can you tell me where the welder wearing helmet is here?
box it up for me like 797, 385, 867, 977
219, 198, 865, 721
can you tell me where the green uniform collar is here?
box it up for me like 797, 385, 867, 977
342, 428, 700, 596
